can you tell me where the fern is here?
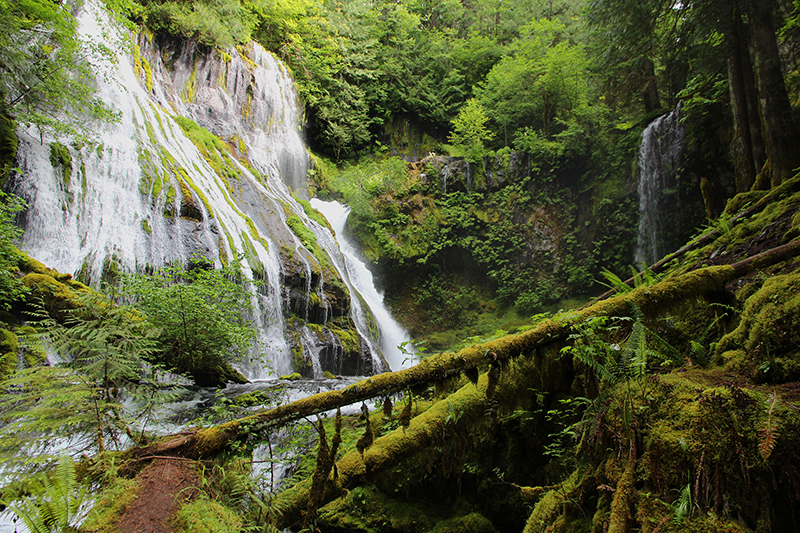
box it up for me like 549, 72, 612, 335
759, 393, 780, 461
0, 293, 184, 473
598, 268, 633, 293
672, 483, 693, 525
2, 455, 92, 533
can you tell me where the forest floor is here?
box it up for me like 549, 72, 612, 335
115, 458, 199, 533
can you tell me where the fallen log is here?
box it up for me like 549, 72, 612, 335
590, 174, 800, 303
129, 240, 800, 468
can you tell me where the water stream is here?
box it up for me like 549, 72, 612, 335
311, 199, 416, 371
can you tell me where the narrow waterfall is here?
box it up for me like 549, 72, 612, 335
5, 2, 403, 381
310, 200, 416, 371
634, 104, 686, 266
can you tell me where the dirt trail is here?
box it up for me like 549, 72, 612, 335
117, 458, 200, 533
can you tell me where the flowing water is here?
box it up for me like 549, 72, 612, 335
634, 104, 685, 266
310, 199, 416, 370
5, 2, 412, 380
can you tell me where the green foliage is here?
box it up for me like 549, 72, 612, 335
0, 291, 182, 469
173, 498, 243, 533
141, 0, 253, 47
0, 192, 27, 309
0, 0, 120, 138
119, 257, 259, 385
2, 455, 92, 533
447, 99, 494, 163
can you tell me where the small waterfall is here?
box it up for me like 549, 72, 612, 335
635, 104, 685, 266
310, 199, 416, 371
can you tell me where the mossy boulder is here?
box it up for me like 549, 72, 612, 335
716, 272, 800, 382
316, 486, 436, 533
430, 512, 498, 533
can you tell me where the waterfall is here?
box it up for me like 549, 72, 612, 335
310, 199, 416, 371
634, 104, 685, 266
5, 2, 405, 380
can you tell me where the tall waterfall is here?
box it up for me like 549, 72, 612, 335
635, 104, 685, 266
6, 2, 406, 379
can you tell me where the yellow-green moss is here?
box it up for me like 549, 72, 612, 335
182, 58, 198, 103
173, 498, 242, 533
82, 477, 139, 533
523, 469, 584, 533
49, 142, 72, 190
716, 272, 800, 381
142, 56, 153, 93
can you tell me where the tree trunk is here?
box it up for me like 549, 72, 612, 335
642, 57, 661, 113
746, 0, 800, 187
727, 7, 758, 192
129, 236, 800, 467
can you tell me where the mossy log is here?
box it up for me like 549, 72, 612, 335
131, 239, 800, 469
591, 175, 800, 303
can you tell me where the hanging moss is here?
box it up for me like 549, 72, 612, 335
0, 328, 19, 381
49, 142, 73, 190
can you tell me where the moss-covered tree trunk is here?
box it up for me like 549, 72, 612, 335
746, 0, 800, 187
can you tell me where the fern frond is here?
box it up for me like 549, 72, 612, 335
598, 268, 632, 293
759, 393, 780, 461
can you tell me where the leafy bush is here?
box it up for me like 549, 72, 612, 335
120, 257, 259, 385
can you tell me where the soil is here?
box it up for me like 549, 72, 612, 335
116, 458, 200, 533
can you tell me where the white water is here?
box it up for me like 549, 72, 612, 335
634, 104, 685, 266
6, 2, 408, 380
310, 199, 416, 370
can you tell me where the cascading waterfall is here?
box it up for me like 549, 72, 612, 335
634, 104, 686, 266
6, 1, 409, 380
311, 199, 415, 371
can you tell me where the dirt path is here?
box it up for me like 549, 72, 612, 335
117, 458, 200, 533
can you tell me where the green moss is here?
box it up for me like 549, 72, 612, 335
173, 499, 242, 533
322, 370, 336, 379
142, 57, 153, 93
173, 115, 239, 193
430, 512, 498, 533
82, 477, 139, 533
49, 142, 72, 190
182, 57, 198, 103
297, 198, 332, 230
132, 43, 143, 78
232, 390, 270, 406
0, 100, 18, 188
716, 272, 800, 382
317, 486, 436, 533
280, 372, 303, 381
141, 219, 153, 234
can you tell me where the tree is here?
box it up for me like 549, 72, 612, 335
447, 98, 494, 162
743, 0, 800, 186
120, 257, 259, 386
477, 18, 597, 154
0, 291, 171, 471
0, 0, 120, 138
